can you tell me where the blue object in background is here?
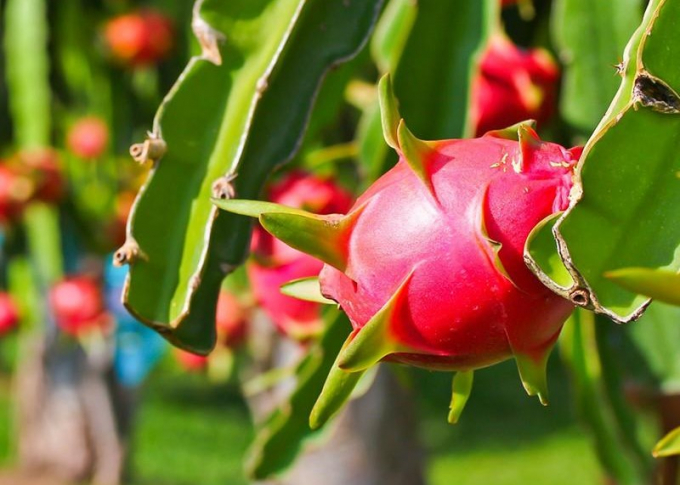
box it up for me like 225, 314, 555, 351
105, 255, 167, 388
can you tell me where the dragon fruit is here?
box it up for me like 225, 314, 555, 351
248, 171, 353, 340
472, 34, 559, 136
218, 75, 577, 423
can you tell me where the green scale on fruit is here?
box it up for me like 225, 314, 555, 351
216, 74, 581, 425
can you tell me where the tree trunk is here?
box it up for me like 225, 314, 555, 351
14, 334, 128, 485
248, 313, 427, 485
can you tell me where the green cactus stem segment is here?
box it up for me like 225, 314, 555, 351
309, 339, 366, 430
604, 267, 680, 306
448, 370, 474, 424
214, 198, 363, 272
337, 271, 416, 372
514, 349, 551, 405
280, 277, 335, 305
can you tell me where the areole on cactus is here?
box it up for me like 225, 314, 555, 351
216, 74, 579, 425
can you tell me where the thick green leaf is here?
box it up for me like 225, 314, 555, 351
551, 0, 642, 134
3, 0, 51, 148
246, 311, 351, 479
605, 267, 680, 306
559, 310, 652, 484
122, 0, 383, 353
526, 0, 680, 323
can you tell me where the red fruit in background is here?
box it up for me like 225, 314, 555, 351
0, 292, 19, 336
174, 349, 208, 372
67, 117, 109, 159
0, 164, 32, 223
49, 276, 108, 336
472, 34, 559, 136
13, 149, 64, 204
248, 171, 353, 339
215, 291, 248, 348
104, 10, 174, 67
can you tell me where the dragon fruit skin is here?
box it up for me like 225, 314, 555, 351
319, 129, 577, 374
472, 34, 559, 136
248, 171, 353, 339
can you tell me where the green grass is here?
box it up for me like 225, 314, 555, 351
0, 354, 603, 484
131, 366, 252, 485
413, 358, 602, 484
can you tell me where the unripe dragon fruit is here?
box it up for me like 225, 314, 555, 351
248, 171, 353, 340
472, 34, 559, 136
218, 75, 577, 423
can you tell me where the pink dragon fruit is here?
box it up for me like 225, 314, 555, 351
472, 34, 559, 136
248, 171, 353, 340
218, 75, 577, 423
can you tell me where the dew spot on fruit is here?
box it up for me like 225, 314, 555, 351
569, 288, 590, 307
633, 72, 680, 114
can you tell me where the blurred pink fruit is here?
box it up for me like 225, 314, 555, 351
248, 171, 353, 340
67, 117, 109, 159
472, 34, 559, 136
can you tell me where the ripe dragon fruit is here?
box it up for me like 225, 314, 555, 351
218, 75, 577, 423
248, 171, 353, 340
472, 34, 559, 136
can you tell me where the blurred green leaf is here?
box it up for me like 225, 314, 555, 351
3, 0, 51, 148
360, 0, 497, 182
559, 310, 652, 484
123, 0, 383, 353
526, 0, 680, 323
551, 0, 642, 134
627, 302, 680, 392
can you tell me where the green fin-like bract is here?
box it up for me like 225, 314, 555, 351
378, 73, 400, 150
397, 120, 437, 196
515, 350, 551, 405
280, 277, 335, 305
605, 267, 680, 306
448, 370, 474, 424
309, 337, 366, 430
216, 198, 362, 272
337, 271, 414, 371
485, 120, 536, 141
517, 123, 543, 173
474, 186, 519, 288
214, 198, 312, 218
